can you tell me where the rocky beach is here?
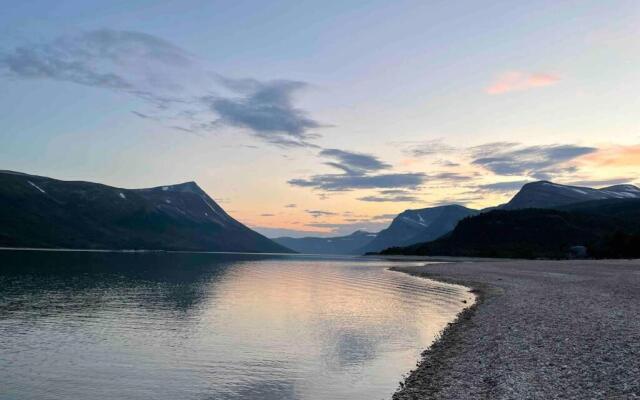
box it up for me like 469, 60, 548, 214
392, 259, 640, 399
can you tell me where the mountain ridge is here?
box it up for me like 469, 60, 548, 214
503, 181, 640, 210
0, 170, 291, 253
273, 230, 377, 255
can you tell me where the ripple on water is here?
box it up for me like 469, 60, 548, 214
0, 252, 473, 400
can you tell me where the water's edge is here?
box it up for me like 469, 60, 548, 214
388, 265, 487, 399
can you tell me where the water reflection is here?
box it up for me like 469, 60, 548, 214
0, 251, 472, 400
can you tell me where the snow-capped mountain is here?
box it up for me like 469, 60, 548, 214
359, 205, 478, 254
0, 170, 291, 253
503, 181, 640, 210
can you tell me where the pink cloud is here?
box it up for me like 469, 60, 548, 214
486, 71, 560, 95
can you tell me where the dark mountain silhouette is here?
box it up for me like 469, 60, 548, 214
0, 170, 291, 253
380, 199, 640, 259
503, 181, 640, 210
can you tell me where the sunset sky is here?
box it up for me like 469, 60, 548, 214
1, 0, 638, 237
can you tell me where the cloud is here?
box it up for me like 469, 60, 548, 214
400, 139, 457, 157
370, 213, 397, 221
320, 148, 390, 174
435, 159, 461, 167
358, 194, 421, 202
289, 172, 426, 191
305, 209, 338, 218
580, 144, 640, 167
429, 172, 474, 182
566, 177, 637, 188
131, 111, 160, 120
477, 180, 531, 192
284, 203, 297, 208
202, 78, 324, 147
0, 29, 191, 92
486, 71, 560, 95
290, 147, 426, 192
260, 213, 275, 217
471, 144, 596, 178
1, 30, 325, 147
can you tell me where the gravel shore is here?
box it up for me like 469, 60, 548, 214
391, 259, 640, 399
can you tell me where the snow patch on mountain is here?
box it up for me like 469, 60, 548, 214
28, 181, 46, 194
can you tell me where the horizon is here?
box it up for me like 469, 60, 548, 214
1, 1, 638, 237
4, 167, 638, 239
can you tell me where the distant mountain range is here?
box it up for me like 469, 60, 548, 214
3, 170, 639, 258
273, 205, 477, 255
273, 230, 377, 255
0, 170, 291, 253
380, 181, 640, 259
276, 180, 640, 258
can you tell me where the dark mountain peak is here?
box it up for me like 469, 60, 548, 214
143, 181, 204, 194
358, 204, 478, 253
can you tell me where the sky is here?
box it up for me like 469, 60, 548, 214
1, 0, 639, 237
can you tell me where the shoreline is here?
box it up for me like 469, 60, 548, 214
389, 265, 495, 399
390, 259, 640, 399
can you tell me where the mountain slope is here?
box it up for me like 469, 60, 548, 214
273, 230, 377, 255
503, 181, 640, 210
0, 170, 291, 253
359, 205, 478, 254
381, 199, 640, 259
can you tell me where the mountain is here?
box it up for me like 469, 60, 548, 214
359, 205, 478, 254
0, 170, 291, 253
273, 230, 377, 255
380, 199, 640, 259
503, 181, 640, 210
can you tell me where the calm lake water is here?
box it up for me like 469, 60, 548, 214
0, 251, 472, 400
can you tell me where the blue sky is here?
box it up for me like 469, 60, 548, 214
1, 0, 638, 237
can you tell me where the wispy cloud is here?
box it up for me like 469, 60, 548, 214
476, 180, 531, 193
399, 139, 457, 157
567, 177, 636, 188
305, 209, 338, 218
320, 148, 390, 174
290, 172, 426, 192
357, 194, 421, 202
289, 148, 426, 191
202, 78, 325, 147
0, 29, 192, 95
0, 29, 326, 147
486, 71, 560, 95
470, 143, 596, 178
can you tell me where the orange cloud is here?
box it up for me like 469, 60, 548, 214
581, 145, 640, 167
486, 71, 560, 95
